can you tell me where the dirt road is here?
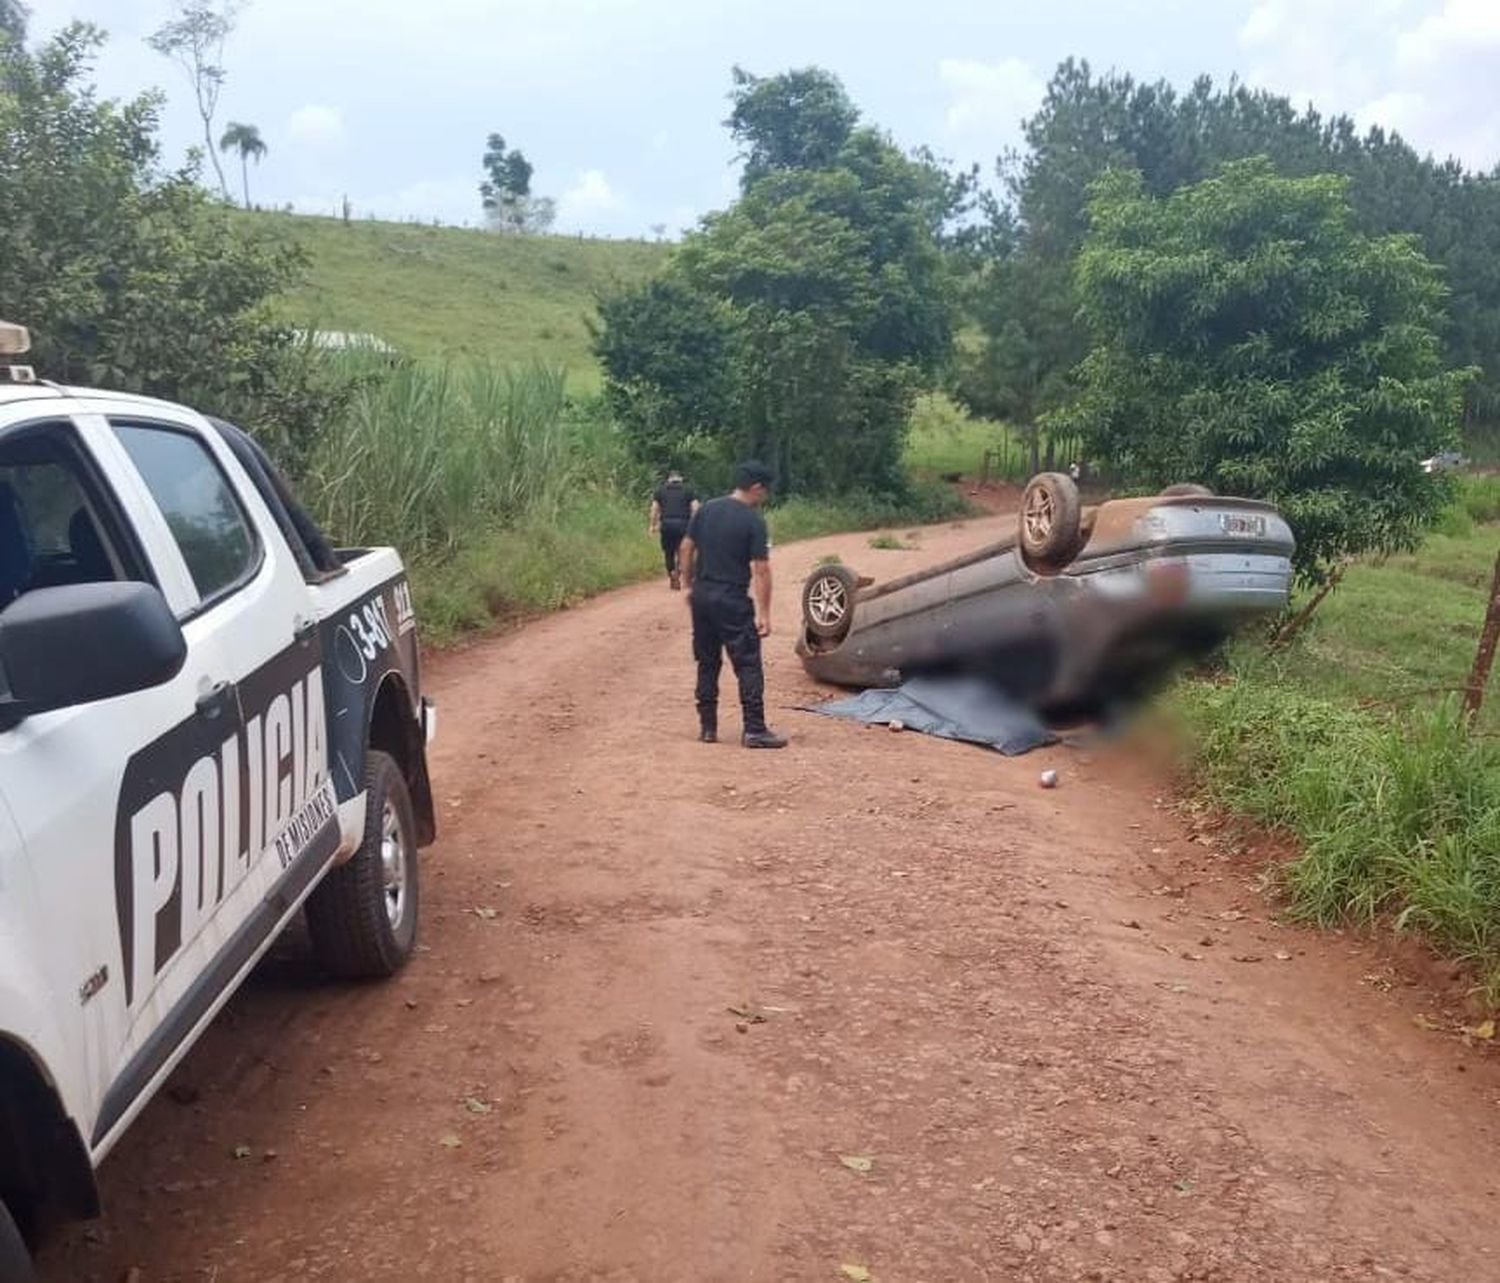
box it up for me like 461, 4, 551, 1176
42, 514, 1500, 1282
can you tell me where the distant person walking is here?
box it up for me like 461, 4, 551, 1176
678, 461, 787, 749
649, 469, 699, 591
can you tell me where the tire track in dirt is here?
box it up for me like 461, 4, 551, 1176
40, 513, 1500, 1282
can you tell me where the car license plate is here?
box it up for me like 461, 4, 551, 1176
1220, 512, 1267, 538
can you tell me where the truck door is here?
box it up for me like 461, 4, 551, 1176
102, 407, 338, 904
0, 407, 233, 1149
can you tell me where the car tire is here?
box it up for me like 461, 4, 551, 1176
306, 750, 420, 979
1161, 482, 1214, 497
802, 564, 860, 642
0, 1200, 34, 1283
1019, 472, 1085, 573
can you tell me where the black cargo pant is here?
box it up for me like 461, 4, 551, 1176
691, 579, 766, 735
660, 520, 688, 575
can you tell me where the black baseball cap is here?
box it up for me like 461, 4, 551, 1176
734, 460, 775, 490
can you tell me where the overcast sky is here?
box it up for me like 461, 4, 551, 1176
22, 0, 1500, 238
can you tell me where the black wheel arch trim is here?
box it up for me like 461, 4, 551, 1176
0, 1035, 99, 1223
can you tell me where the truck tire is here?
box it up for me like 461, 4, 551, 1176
802, 564, 860, 642
1019, 472, 1084, 573
0, 1201, 34, 1283
1162, 482, 1214, 497
306, 751, 420, 979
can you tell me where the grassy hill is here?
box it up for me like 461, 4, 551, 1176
252, 212, 669, 386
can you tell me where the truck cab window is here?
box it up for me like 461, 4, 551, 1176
114, 422, 260, 606
0, 428, 126, 608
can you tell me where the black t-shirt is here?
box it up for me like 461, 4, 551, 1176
687, 495, 770, 587
654, 481, 696, 525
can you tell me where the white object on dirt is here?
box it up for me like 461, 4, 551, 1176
888, 719, 905, 732
1039, 769, 1060, 789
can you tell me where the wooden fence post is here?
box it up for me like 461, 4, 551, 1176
1464, 547, 1500, 718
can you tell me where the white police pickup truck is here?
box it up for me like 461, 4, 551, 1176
0, 323, 436, 1276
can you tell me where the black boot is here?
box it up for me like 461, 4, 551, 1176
742, 728, 787, 749
699, 711, 718, 743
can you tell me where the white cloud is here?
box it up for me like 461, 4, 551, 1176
287, 104, 346, 149
1361, 88, 1427, 136
1238, 2, 1283, 48
557, 169, 625, 228
938, 56, 1045, 140
1236, 0, 1500, 170
1397, 0, 1500, 72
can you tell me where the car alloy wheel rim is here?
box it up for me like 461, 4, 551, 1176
1024, 487, 1055, 545
380, 799, 408, 930
807, 574, 849, 628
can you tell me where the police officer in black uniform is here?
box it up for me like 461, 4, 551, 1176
649, 469, 699, 590
678, 461, 788, 749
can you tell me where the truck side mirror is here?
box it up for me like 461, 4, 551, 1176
0, 583, 187, 727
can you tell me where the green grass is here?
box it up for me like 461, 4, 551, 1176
1174, 499, 1500, 999
412, 495, 661, 643
767, 483, 966, 544
1236, 524, 1500, 730
905, 393, 1013, 479
302, 359, 641, 561
254, 212, 667, 388
1176, 677, 1500, 999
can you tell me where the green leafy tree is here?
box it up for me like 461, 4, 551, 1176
727, 65, 858, 189
0, 0, 27, 42
1057, 158, 1473, 582
597, 68, 960, 496
978, 59, 1500, 424
218, 119, 265, 208
592, 278, 735, 470
1, 24, 343, 472
480, 132, 553, 233
147, 0, 241, 202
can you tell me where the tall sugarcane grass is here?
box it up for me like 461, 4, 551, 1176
304, 358, 638, 559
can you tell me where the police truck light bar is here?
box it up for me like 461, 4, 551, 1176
0, 321, 37, 384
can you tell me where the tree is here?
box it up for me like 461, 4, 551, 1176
1, 24, 344, 472
480, 132, 553, 233
977, 59, 1500, 425
598, 67, 961, 496
218, 119, 265, 209
0, 0, 27, 42
1055, 158, 1473, 582
147, 0, 241, 202
952, 238, 1084, 472
727, 65, 858, 190
592, 278, 736, 470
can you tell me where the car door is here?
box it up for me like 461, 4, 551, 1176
0, 405, 231, 1149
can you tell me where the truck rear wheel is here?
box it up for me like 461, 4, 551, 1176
1019, 472, 1084, 573
0, 1200, 34, 1283
306, 751, 420, 979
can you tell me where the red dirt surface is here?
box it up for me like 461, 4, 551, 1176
39, 514, 1500, 1282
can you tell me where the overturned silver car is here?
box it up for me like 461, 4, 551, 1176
797, 474, 1294, 715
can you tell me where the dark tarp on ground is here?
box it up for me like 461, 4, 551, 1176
806, 674, 1057, 756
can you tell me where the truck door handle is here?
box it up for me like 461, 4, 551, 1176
196, 680, 236, 722
293, 615, 317, 646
